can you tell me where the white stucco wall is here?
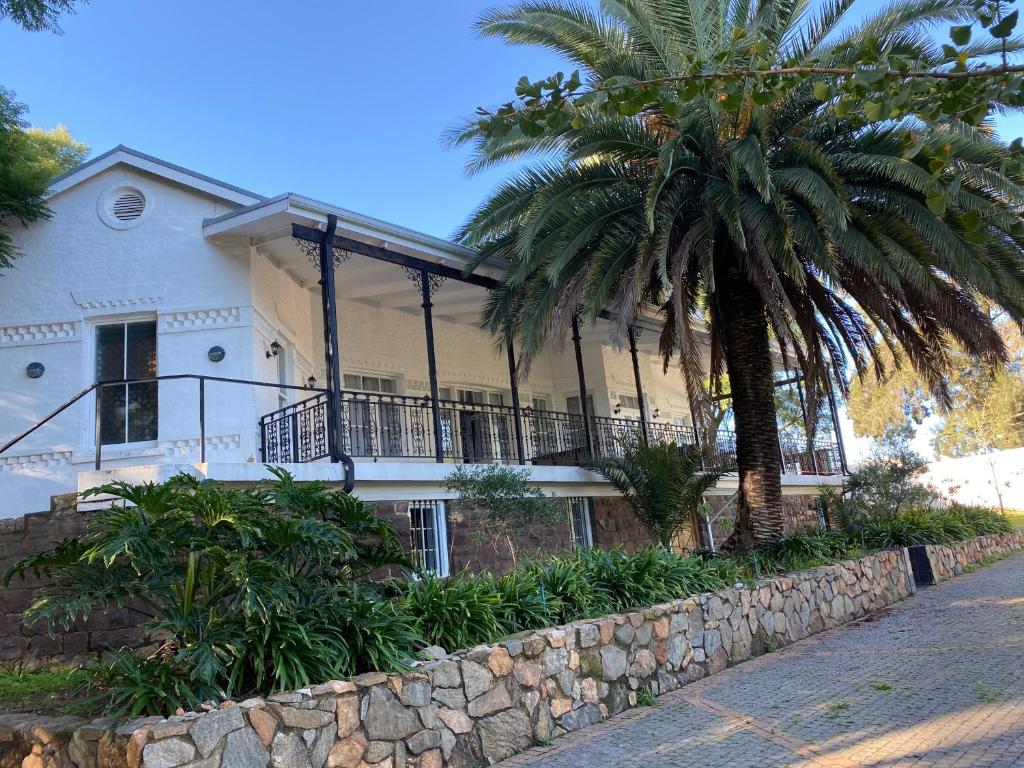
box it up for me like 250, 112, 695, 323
0, 166, 273, 516
922, 448, 1024, 511
1, 157, 810, 521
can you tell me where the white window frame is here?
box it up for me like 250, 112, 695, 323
567, 497, 594, 549
409, 500, 450, 577
343, 373, 399, 394
91, 316, 159, 447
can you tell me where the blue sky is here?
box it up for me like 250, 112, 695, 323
3, 0, 1020, 462
0, 1, 570, 239
2, 0, 1021, 241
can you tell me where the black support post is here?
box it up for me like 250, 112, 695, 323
420, 269, 445, 463
792, 369, 819, 474
199, 377, 206, 464
571, 314, 595, 455
318, 214, 355, 491
826, 384, 849, 474
506, 330, 526, 464
627, 326, 650, 442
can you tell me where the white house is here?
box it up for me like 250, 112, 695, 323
0, 147, 846, 572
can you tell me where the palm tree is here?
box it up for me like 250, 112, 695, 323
452, 0, 1024, 548
585, 440, 723, 550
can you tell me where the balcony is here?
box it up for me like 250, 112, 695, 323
258, 391, 845, 475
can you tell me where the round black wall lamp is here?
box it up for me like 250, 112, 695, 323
207, 346, 226, 363
26, 362, 45, 379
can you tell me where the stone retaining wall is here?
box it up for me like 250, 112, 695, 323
912, 531, 1024, 585
0, 495, 145, 663
0, 548, 916, 768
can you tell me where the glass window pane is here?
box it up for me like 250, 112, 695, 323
95, 325, 125, 382
568, 497, 593, 549
96, 321, 157, 445
409, 501, 448, 575
127, 382, 158, 442
125, 322, 156, 378
99, 385, 126, 446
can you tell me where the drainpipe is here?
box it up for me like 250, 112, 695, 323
318, 214, 355, 492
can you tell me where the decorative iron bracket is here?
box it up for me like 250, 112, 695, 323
293, 236, 351, 269
402, 266, 447, 297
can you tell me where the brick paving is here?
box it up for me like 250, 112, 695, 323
501, 552, 1024, 768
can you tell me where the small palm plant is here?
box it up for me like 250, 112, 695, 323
585, 439, 724, 551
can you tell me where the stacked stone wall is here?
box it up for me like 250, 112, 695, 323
916, 531, 1024, 584
0, 495, 144, 662
0, 547, 924, 768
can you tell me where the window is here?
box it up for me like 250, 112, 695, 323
409, 500, 449, 576
567, 497, 593, 549
566, 394, 595, 416
343, 374, 397, 393
95, 320, 157, 445
618, 394, 641, 411
531, 395, 550, 411
343, 374, 400, 456
276, 346, 289, 407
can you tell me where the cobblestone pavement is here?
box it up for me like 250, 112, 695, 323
501, 552, 1024, 768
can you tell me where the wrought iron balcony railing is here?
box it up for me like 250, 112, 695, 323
258, 391, 845, 475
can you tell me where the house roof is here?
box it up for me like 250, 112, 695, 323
47, 145, 267, 206
43, 146, 677, 338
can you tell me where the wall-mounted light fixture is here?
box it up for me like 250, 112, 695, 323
25, 362, 45, 379
614, 402, 622, 416
207, 345, 226, 363
652, 408, 660, 420
306, 375, 317, 389
266, 340, 282, 359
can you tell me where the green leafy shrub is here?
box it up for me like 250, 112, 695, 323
584, 440, 724, 551
856, 506, 1012, 548
523, 555, 614, 624
763, 530, 863, 570
948, 504, 1014, 536
3, 469, 416, 715
395, 571, 505, 650
89, 652, 209, 718
443, 465, 565, 566
828, 449, 937, 530
326, 587, 422, 674
495, 569, 561, 633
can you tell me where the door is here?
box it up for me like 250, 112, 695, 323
95, 320, 158, 445
457, 389, 488, 462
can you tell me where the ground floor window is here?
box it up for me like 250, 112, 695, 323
95, 320, 157, 445
567, 496, 594, 549
409, 500, 449, 576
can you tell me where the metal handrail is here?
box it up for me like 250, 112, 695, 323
0, 374, 333, 472
257, 390, 329, 421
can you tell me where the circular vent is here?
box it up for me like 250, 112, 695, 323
99, 186, 150, 229
112, 190, 145, 221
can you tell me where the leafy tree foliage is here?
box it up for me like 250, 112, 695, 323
1, 1, 90, 268
585, 440, 724, 550
0, 0, 84, 32
0, 91, 88, 268
443, 464, 565, 565
452, 0, 1024, 548
848, 318, 1024, 456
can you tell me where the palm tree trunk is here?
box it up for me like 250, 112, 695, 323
715, 258, 785, 549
